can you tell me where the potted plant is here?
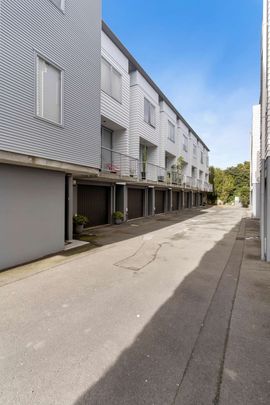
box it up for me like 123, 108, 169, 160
73, 214, 88, 234
112, 211, 124, 225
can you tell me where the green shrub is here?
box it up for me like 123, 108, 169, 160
112, 211, 124, 220
73, 214, 88, 225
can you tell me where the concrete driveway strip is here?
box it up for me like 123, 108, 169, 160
0, 207, 244, 405
219, 219, 270, 405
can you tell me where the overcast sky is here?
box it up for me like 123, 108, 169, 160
103, 0, 262, 168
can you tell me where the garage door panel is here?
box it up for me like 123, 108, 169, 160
78, 185, 109, 227
128, 188, 144, 220
155, 190, 165, 214
172, 192, 179, 211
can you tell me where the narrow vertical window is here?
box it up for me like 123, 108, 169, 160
168, 121, 175, 142
36, 56, 62, 125
144, 98, 155, 127
201, 151, 204, 164
101, 57, 122, 103
183, 135, 188, 152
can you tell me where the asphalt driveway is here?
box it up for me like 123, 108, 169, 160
1, 206, 269, 404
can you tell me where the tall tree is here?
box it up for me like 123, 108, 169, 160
209, 161, 250, 207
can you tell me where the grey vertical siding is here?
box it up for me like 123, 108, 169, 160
0, 0, 101, 168
0, 164, 65, 270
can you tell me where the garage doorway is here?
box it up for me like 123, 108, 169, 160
128, 188, 144, 220
155, 190, 166, 214
78, 185, 110, 227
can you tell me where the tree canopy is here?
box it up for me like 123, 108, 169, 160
209, 161, 250, 207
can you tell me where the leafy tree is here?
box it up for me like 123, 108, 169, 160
209, 161, 250, 206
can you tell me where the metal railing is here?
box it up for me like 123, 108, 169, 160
197, 179, 203, 190
101, 147, 139, 178
142, 162, 166, 182
203, 182, 213, 192
183, 175, 192, 188
101, 147, 166, 183
191, 177, 198, 189
166, 170, 183, 186
101, 147, 213, 191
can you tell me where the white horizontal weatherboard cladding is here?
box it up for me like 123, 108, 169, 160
0, 0, 101, 168
101, 34, 130, 131
252, 105, 261, 183
267, 4, 270, 157
161, 101, 179, 162
130, 73, 160, 165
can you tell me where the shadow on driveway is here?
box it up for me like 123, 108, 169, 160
74, 220, 242, 405
72, 207, 212, 254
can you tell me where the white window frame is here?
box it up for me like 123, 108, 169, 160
49, 0, 65, 12
101, 57, 122, 103
35, 52, 64, 127
183, 135, 188, 152
168, 121, 175, 143
144, 98, 156, 127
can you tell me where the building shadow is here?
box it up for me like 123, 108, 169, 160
69, 207, 213, 255
73, 220, 241, 405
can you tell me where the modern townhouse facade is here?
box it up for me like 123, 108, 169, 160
250, 105, 261, 218
0, 4, 211, 271
72, 22, 212, 229
258, 0, 270, 261
0, 0, 101, 270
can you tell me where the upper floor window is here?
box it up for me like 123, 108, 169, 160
36, 55, 63, 125
144, 98, 155, 127
101, 57, 122, 103
50, 0, 65, 11
168, 121, 175, 142
201, 151, 204, 164
206, 156, 209, 166
183, 135, 188, 152
193, 144, 197, 157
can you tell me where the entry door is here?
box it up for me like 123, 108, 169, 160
101, 127, 113, 171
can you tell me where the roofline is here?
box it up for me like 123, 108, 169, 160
102, 21, 210, 152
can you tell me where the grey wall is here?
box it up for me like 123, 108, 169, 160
0, 164, 65, 270
252, 183, 261, 218
0, 0, 101, 168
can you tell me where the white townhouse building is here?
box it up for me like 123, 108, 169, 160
257, 0, 270, 261
0, 0, 101, 270
250, 105, 261, 219
0, 4, 211, 271
73, 22, 212, 226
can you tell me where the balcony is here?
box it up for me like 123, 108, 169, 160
204, 182, 213, 192
183, 175, 192, 188
197, 179, 203, 191
166, 170, 183, 186
101, 147, 167, 183
101, 148, 212, 190
191, 177, 198, 189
